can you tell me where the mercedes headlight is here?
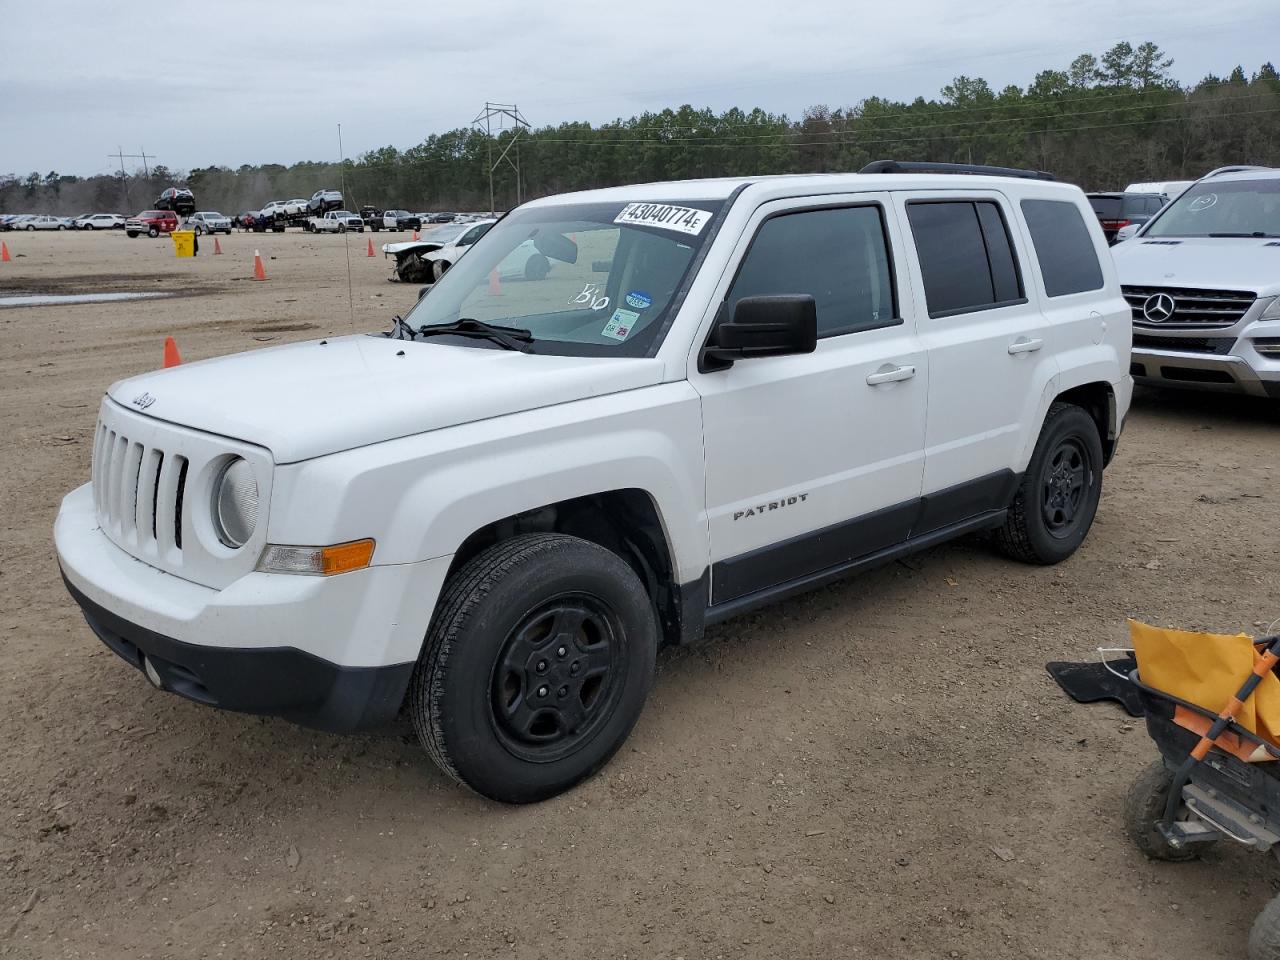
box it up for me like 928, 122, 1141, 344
212, 457, 259, 548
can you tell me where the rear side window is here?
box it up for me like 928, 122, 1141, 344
906, 200, 1024, 318
1088, 196, 1122, 219
726, 205, 897, 338
1020, 199, 1104, 298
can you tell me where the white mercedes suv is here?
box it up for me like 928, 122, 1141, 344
1113, 165, 1280, 399
55, 161, 1131, 803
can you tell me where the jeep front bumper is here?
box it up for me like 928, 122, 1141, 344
55, 483, 449, 731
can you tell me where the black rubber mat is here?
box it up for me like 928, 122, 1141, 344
1046, 656, 1143, 718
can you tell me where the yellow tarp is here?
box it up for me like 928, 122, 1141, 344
1130, 619, 1280, 744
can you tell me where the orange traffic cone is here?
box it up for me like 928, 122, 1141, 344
163, 336, 182, 368
252, 249, 266, 281
488, 268, 502, 296
412, 229, 420, 241
213, 236, 222, 255
367, 237, 375, 257
1, 241, 9, 263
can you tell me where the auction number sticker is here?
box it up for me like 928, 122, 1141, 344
614, 203, 712, 236
602, 308, 640, 341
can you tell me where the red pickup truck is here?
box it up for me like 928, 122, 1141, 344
125, 210, 180, 238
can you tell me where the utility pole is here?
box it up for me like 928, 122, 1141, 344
473, 102, 530, 215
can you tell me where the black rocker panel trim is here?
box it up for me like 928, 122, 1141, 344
709, 470, 1018, 606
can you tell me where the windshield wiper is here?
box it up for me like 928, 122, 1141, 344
1208, 231, 1279, 238
413, 318, 534, 352
389, 314, 417, 340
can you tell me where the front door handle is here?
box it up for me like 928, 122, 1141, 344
866, 364, 916, 385
1008, 338, 1044, 355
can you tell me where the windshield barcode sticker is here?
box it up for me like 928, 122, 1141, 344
614, 203, 712, 236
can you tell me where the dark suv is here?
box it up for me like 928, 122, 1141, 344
154, 188, 196, 217
1086, 192, 1166, 243
125, 210, 180, 238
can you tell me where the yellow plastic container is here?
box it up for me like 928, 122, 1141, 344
172, 230, 195, 258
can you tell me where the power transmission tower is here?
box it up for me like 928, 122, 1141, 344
109, 147, 160, 207
473, 102, 530, 215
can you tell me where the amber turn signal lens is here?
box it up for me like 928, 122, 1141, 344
319, 539, 375, 575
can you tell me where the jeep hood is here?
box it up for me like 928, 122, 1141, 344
108, 335, 664, 463
1112, 237, 1280, 295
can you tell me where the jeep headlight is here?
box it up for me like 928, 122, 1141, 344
212, 457, 258, 548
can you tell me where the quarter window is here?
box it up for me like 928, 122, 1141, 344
725, 205, 898, 338
1020, 199, 1105, 298
906, 200, 1024, 318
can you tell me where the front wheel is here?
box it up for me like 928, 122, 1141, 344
26, 225, 34, 231
432, 259, 451, 282
126, 231, 138, 238
1124, 760, 1205, 862
85, 224, 95, 231
997, 402, 1103, 565
148, 227, 159, 238
194, 225, 203, 235
409, 533, 658, 804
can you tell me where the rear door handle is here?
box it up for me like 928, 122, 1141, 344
866, 364, 916, 385
1008, 338, 1044, 355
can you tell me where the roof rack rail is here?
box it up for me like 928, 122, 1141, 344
859, 160, 1055, 181
1200, 165, 1273, 179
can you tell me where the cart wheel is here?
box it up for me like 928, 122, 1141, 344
1250, 895, 1280, 960
1124, 760, 1207, 861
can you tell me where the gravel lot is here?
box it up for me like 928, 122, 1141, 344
2, 229, 1279, 959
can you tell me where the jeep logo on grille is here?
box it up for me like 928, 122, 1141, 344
131, 392, 156, 410
1142, 292, 1176, 323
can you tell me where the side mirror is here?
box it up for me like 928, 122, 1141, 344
1114, 223, 1140, 243
702, 295, 817, 370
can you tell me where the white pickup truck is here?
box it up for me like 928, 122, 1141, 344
55, 162, 1131, 803
306, 210, 364, 233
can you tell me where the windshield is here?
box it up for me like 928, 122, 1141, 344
423, 223, 469, 243
1145, 178, 1280, 238
404, 198, 725, 356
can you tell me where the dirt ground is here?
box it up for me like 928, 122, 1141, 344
2, 228, 1279, 959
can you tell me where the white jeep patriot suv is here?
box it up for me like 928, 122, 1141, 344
55, 161, 1132, 803
1114, 165, 1280, 398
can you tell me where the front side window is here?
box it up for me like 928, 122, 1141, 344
1020, 199, 1104, 298
457, 223, 491, 246
405, 199, 725, 356
906, 200, 1024, 318
724, 205, 897, 338
1144, 178, 1280, 238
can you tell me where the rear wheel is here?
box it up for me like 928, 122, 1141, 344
409, 534, 658, 804
1250, 895, 1280, 960
997, 402, 1103, 565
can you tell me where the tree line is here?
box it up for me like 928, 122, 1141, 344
4, 43, 1279, 217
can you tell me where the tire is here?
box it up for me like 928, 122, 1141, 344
194, 225, 203, 235
85, 224, 95, 231
408, 533, 658, 804
26, 225, 34, 231
338, 224, 346, 233
58, 225, 66, 230
996, 401, 1103, 565
148, 227, 159, 238
1124, 760, 1204, 862
1250, 895, 1280, 960
127, 231, 138, 238
433, 259, 451, 282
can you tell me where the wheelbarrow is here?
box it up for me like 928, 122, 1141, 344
1107, 635, 1280, 958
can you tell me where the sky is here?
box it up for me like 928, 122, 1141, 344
2, 0, 1276, 178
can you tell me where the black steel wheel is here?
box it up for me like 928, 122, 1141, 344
490, 594, 626, 763
1124, 760, 1204, 862
409, 534, 658, 803
997, 402, 1103, 564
